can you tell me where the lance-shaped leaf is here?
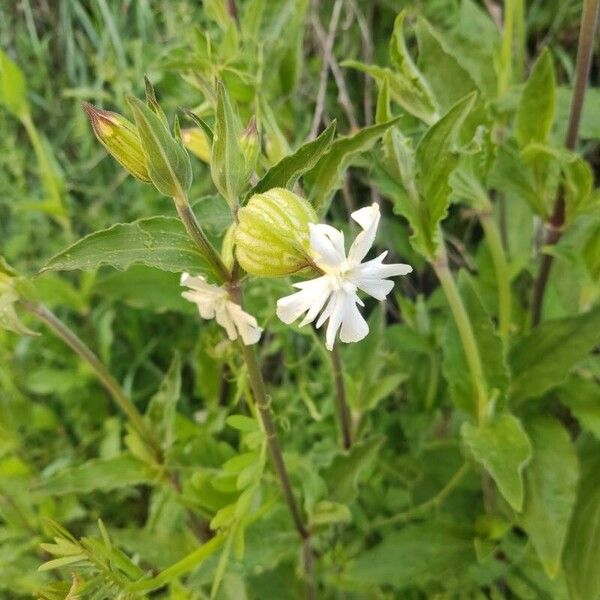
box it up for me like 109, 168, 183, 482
390, 92, 475, 258
34, 453, 156, 495
0, 49, 29, 119
127, 96, 192, 197
564, 451, 600, 600
211, 82, 247, 206
343, 61, 437, 125
415, 18, 480, 113
305, 118, 401, 215
248, 121, 336, 197
520, 417, 578, 579
515, 49, 555, 148
0, 257, 37, 336
509, 306, 600, 401
41, 217, 211, 275
146, 353, 181, 452
461, 412, 532, 511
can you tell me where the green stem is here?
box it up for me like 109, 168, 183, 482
172, 191, 231, 283
329, 346, 352, 450
480, 212, 512, 347
239, 341, 315, 599
19, 300, 157, 452
432, 257, 488, 424
20, 300, 212, 541
424, 351, 440, 410
371, 462, 470, 530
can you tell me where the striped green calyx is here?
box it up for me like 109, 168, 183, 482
234, 188, 318, 277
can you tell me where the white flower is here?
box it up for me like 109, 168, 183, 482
181, 273, 262, 345
276, 203, 412, 350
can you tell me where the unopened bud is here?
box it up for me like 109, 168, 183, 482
234, 188, 317, 277
84, 103, 150, 183
182, 128, 211, 163
239, 117, 260, 180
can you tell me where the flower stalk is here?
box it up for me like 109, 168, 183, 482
172, 191, 231, 283
330, 345, 352, 450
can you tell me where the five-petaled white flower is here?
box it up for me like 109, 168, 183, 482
276, 203, 412, 350
181, 273, 262, 345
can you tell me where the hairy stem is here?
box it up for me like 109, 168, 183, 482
240, 342, 316, 598
329, 346, 352, 450
432, 258, 488, 424
531, 0, 599, 325
480, 212, 512, 346
173, 192, 231, 283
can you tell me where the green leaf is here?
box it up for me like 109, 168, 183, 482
342, 61, 437, 125
226, 415, 259, 432
411, 92, 476, 257
146, 354, 181, 452
564, 450, 600, 600
461, 413, 532, 511
310, 501, 351, 526
344, 523, 475, 588
127, 96, 192, 197
248, 121, 336, 197
323, 436, 384, 503
0, 49, 29, 119
558, 376, 600, 439
442, 272, 509, 415
34, 454, 156, 495
415, 18, 480, 112
211, 81, 246, 206
515, 49, 555, 147
41, 217, 210, 275
305, 119, 401, 214
0, 259, 37, 336
509, 306, 600, 401
520, 417, 578, 578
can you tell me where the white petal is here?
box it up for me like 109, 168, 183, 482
348, 203, 380, 264
181, 290, 216, 319
339, 294, 369, 344
227, 302, 263, 345
214, 304, 238, 340
322, 291, 345, 350
309, 223, 346, 268
353, 251, 413, 300
356, 278, 394, 300
276, 276, 331, 325
181, 272, 212, 291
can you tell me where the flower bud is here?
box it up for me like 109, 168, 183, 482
182, 128, 211, 163
83, 103, 151, 183
234, 188, 318, 277
127, 96, 193, 197
239, 117, 260, 180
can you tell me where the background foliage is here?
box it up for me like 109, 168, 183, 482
1, 0, 599, 598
